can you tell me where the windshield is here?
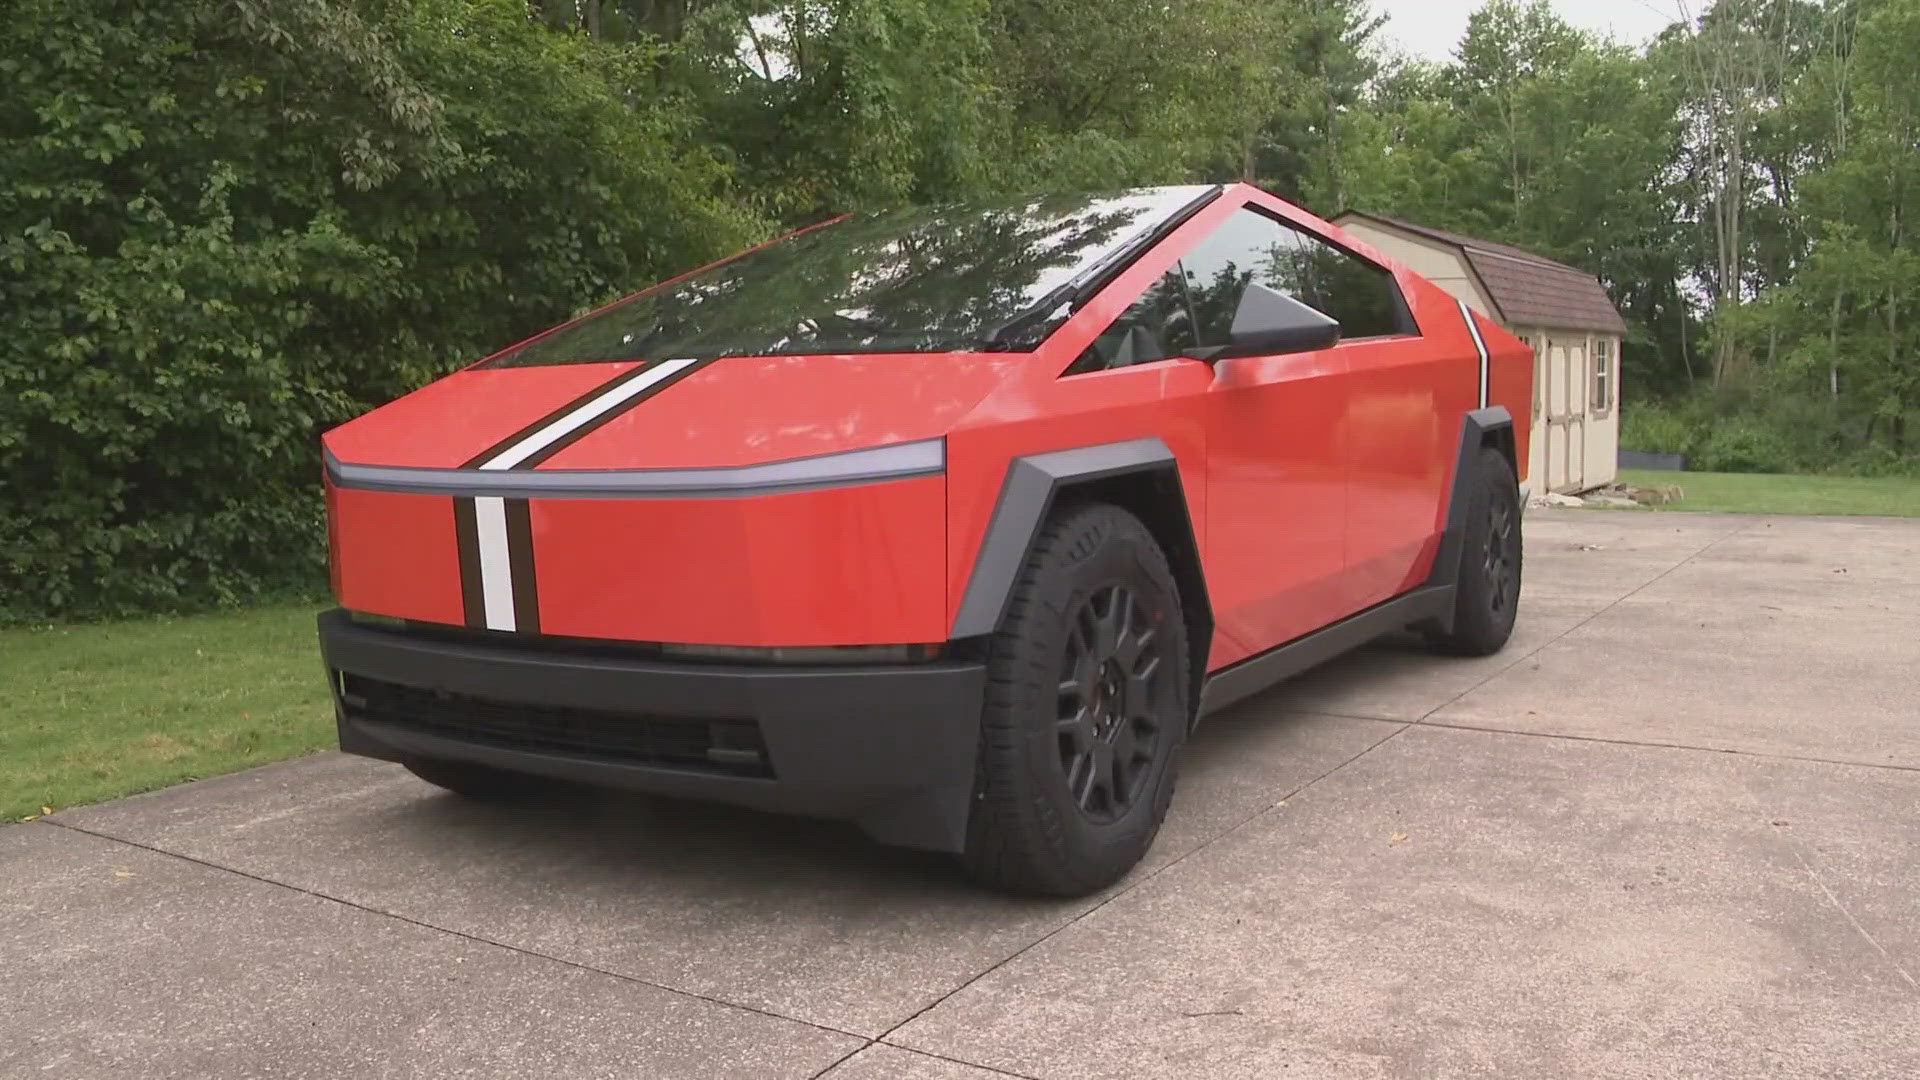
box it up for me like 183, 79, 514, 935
484, 187, 1214, 367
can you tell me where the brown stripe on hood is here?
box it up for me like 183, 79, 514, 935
460, 358, 712, 470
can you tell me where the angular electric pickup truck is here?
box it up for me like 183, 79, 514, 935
319, 183, 1530, 896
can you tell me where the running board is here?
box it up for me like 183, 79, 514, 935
1196, 584, 1455, 717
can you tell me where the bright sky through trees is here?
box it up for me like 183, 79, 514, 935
1376, 0, 1682, 59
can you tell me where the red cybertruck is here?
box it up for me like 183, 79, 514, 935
320, 183, 1530, 896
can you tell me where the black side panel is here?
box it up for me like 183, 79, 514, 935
1197, 586, 1453, 717
1195, 406, 1513, 716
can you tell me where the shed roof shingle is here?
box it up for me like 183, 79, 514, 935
1338, 212, 1629, 336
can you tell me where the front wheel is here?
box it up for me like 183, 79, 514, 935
1427, 447, 1523, 656
962, 502, 1191, 897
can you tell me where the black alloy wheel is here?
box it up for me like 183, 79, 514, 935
1056, 584, 1166, 824
963, 502, 1192, 897
1426, 446, 1523, 656
1484, 497, 1517, 617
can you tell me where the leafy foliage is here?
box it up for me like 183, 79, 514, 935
1343, 0, 1920, 467
5, 0, 1919, 622
0, 0, 747, 621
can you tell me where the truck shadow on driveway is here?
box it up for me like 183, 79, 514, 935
49, 666, 1417, 1035
354, 685, 1390, 904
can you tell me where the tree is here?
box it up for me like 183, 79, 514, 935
0, 0, 750, 620
1778, 0, 1920, 452
1341, 6, 1694, 392
1666, 0, 1820, 384
1453, 0, 1586, 229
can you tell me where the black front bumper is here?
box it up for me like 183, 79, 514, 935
317, 611, 986, 852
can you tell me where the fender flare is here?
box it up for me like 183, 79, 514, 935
1428, 406, 1516, 594
950, 439, 1214, 709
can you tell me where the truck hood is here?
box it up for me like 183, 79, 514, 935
323, 353, 1026, 471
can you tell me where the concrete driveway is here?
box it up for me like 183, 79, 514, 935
6, 510, 1918, 1078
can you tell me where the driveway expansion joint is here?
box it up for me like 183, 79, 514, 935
859, 719, 1415, 1073
1412, 516, 1763, 727
1412, 718, 1920, 775
38, 817, 873, 1045
1291, 708, 1920, 775
809, 1043, 1047, 1080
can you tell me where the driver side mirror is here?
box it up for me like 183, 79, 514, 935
1187, 283, 1342, 363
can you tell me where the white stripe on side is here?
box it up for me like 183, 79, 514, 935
1458, 299, 1491, 409
480, 357, 701, 471
473, 495, 517, 631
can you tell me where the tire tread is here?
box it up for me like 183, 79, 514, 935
962, 502, 1188, 896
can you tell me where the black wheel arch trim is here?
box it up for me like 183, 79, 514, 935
951, 438, 1214, 714
1428, 406, 1516, 600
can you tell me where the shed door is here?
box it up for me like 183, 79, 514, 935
1546, 337, 1589, 492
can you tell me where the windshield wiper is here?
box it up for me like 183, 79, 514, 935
976, 185, 1223, 351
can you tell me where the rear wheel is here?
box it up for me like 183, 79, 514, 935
962, 503, 1191, 897
1427, 447, 1523, 656
403, 757, 557, 802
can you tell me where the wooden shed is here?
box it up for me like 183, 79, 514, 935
1332, 212, 1628, 495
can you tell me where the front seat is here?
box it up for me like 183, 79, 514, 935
1110, 323, 1165, 368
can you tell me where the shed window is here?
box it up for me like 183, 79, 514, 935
1592, 338, 1614, 414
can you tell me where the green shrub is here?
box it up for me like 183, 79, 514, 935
1834, 444, 1920, 478
1619, 399, 1701, 457
1622, 383, 1920, 477
1691, 418, 1797, 474
0, 0, 754, 623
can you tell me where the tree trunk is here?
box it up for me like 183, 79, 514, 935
1882, 268, 1906, 456
790, 5, 808, 76
744, 17, 774, 79
1829, 292, 1842, 400
1713, 111, 1745, 387
1507, 94, 1523, 226
1320, 37, 1341, 209
1679, 289, 1696, 385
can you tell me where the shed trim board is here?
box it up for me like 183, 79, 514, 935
1333, 212, 1625, 494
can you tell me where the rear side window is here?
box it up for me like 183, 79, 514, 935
1068, 205, 1415, 375
1180, 208, 1413, 342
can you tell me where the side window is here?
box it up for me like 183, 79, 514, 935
1064, 270, 1199, 376
1064, 205, 1412, 377
1591, 337, 1614, 414
1178, 208, 1412, 345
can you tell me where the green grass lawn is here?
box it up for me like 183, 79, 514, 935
1, 603, 334, 821
1616, 469, 1920, 517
